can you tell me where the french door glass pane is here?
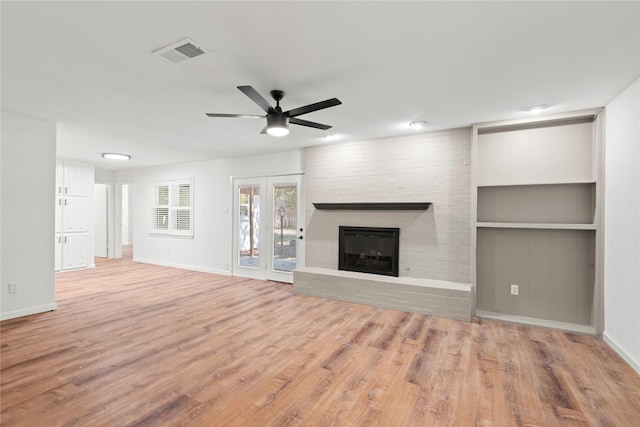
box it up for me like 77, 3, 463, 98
238, 186, 260, 269
272, 184, 297, 272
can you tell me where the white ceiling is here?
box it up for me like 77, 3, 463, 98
2, 1, 639, 171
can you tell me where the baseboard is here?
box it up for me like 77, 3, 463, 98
133, 257, 231, 276
1, 303, 58, 321
476, 310, 596, 335
603, 332, 640, 375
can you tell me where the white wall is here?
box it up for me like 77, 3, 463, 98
115, 150, 303, 274
95, 171, 115, 255
604, 77, 640, 374
1, 111, 57, 320
122, 184, 131, 245
94, 183, 108, 257
304, 129, 471, 282
94, 169, 114, 182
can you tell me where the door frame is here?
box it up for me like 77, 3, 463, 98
231, 173, 304, 283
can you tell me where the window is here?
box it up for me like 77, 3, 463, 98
150, 178, 193, 237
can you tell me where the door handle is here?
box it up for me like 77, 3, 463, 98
298, 235, 304, 240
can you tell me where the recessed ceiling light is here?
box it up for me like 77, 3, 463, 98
525, 105, 548, 114
409, 121, 428, 129
102, 153, 131, 161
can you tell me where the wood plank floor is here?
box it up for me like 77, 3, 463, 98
2, 255, 640, 426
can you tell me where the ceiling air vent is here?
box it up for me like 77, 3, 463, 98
152, 38, 208, 64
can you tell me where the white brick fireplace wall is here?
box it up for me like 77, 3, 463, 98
304, 128, 471, 283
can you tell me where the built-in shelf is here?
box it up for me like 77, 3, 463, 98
476, 222, 596, 230
476, 114, 596, 135
313, 202, 431, 210
477, 180, 596, 188
473, 113, 602, 334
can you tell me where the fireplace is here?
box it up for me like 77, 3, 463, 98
338, 226, 400, 277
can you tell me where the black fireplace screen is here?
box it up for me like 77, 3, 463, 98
338, 226, 400, 277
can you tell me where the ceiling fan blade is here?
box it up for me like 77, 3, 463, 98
286, 98, 342, 118
206, 113, 264, 118
290, 117, 332, 130
260, 125, 268, 134
237, 85, 274, 113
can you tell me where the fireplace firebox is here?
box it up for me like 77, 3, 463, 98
338, 226, 400, 277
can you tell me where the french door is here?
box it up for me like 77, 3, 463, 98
232, 175, 304, 283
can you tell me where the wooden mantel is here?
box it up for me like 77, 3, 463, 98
312, 202, 431, 210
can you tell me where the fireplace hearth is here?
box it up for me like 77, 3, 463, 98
338, 226, 400, 277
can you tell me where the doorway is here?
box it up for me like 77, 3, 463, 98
232, 175, 304, 283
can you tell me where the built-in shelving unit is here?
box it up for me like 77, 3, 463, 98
471, 108, 604, 335
312, 202, 431, 210
55, 160, 94, 272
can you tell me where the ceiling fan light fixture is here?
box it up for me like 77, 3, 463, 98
102, 153, 131, 160
206, 85, 340, 135
266, 114, 290, 137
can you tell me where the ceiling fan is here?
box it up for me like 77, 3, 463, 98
206, 85, 342, 136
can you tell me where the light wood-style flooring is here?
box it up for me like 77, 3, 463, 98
2, 254, 640, 426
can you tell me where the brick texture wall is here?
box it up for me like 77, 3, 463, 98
304, 128, 471, 282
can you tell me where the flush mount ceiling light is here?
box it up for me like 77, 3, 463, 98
102, 153, 131, 161
409, 121, 428, 129
525, 105, 549, 114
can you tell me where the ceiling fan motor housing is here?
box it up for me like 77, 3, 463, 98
270, 90, 285, 102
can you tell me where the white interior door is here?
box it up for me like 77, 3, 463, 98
232, 175, 303, 283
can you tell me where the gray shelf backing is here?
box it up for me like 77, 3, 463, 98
476, 228, 594, 326
477, 183, 595, 224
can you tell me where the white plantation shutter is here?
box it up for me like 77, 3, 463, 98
178, 184, 190, 206
157, 185, 169, 205
153, 185, 170, 230
154, 207, 169, 230
171, 183, 191, 232
150, 179, 193, 237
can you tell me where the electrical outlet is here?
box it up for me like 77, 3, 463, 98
8, 282, 18, 294
510, 284, 519, 296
